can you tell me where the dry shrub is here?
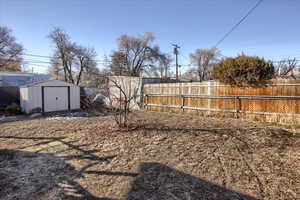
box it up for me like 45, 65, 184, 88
5, 103, 21, 115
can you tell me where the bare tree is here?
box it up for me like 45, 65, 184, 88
275, 58, 299, 79
110, 51, 127, 75
109, 32, 166, 76
73, 45, 98, 85
48, 27, 98, 85
105, 76, 141, 127
48, 54, 64, 79
143, 53, 173, 78
189, 48, 221, 82
0, 26, 23, 71
161, 54, 173, 78
48, 27, 74, 82
181, 67, 199, 81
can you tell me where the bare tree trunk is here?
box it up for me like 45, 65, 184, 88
63, 62, 67, 81
76, 58, 84, 85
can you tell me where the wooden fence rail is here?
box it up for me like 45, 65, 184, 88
143, 80, 300, 124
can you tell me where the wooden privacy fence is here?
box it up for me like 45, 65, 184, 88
143, 79, 300, 124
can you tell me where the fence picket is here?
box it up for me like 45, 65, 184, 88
143, 80, 300, 124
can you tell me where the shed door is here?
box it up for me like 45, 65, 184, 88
44, 87, 68, 112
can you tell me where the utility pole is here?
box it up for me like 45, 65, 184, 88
172, 44, 180, 80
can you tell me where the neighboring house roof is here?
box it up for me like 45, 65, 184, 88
0, 72, 50, 86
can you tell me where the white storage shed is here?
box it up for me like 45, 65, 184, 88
20, 80, 80, 114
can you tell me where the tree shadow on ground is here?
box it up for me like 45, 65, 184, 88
0, 135, 116, 162
0, 135, 257, 200
0, 135, 131, 199
0, 149, 118, 200
126, 162, 256, 200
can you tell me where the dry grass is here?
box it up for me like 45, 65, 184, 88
0, 111, 299, 200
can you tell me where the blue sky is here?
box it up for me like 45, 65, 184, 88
1, 0, 300, 73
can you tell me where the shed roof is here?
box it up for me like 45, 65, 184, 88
20, 79, 79, 88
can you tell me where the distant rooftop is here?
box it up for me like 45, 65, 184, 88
0, 72, 47, 76
0, 72, 50, 86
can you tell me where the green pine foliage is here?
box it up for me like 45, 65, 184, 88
212, 55, 275, 85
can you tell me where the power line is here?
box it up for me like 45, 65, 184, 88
23, 53, 53, 59
271, 59, 300, 64
22, 57, 300, 65
23, 64, 49, 68
22, 58, 111, 65
214, 0, 264, 47
22, 53, 112, 63
175, 59, 300, 68
23, 59, 59, 64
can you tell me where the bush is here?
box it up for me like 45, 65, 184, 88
212, 55, 275, 85
5, 103, 21, 115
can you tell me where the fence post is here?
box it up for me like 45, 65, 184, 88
207, 81, 212, 116
181, 95, 185, 112
235, 96, 240, 118
143, 94, 147, 110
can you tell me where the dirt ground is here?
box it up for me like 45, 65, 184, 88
0, 111, 299, 200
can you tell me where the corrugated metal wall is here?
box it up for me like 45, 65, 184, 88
107, 76, 180, 110
70, 86, 80, 110
108, 76, 142, 109
144, 79, 300, 124
20, 80, 80, 113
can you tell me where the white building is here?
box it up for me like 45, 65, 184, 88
20, 80, 80, 114
107, 76, 177, 109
